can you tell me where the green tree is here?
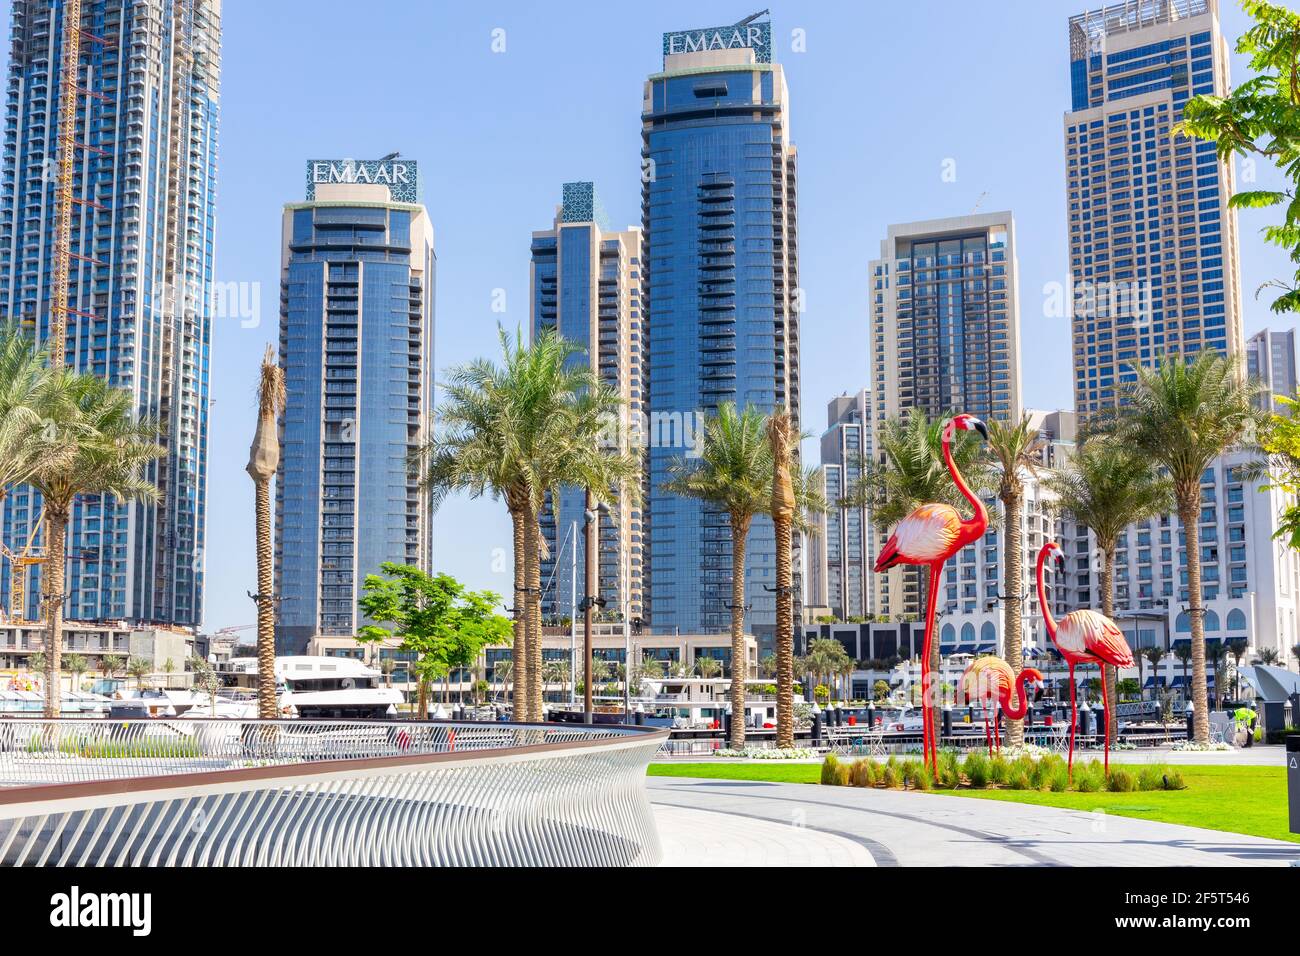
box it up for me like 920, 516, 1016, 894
1256, 394, 1300, 547
695, 656, 722, 679
1174, 643, 1192, 697
1141, 646, 1166, 702
126, 656, 151, 690
1207, 640, 1228, 710
984, 414, 1047, 748
1177, 0, 1300, 314
356, 564, 512, 719
63, 653, 87, 693
189, 655, 221, 713
27, 651, 46, 679
422, 328, 639, 722
27, 371, 162, 716
100, 654, 123, 679
663, 402, 771, 748
873, 679, 890, 702
1049, 438, 1172, 739
1256, 647, 1281, 665
1114, 352, 1260, 743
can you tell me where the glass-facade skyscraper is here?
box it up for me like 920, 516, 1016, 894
0, 0, 221, 626
530, 182, 644, 624
1065, 0, 1243, 416
1245, 327, 1297, 411
808, 391, 871, 622
275, 161, 435, 655
642, 16, 800, 649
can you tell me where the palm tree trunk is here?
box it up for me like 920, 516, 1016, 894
524, 504, 543, 722
774, 513, 794, 749
1002, 487, 1024, 748
1100, 545, 1119, 743
729, 513, 750, 749
509, 503, 526, 719
1179, 491, 1209, 744
254, 477, 277, 719
42, 506, 68, 718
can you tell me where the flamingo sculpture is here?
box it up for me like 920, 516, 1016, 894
1036, 541, 1135, 775
960, 656, 1044, 756
873, 413, 989, 768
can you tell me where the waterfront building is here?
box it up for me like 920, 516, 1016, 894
0, 0, 222, 626
641, 14, 801, 651
530, 182, 644, 625
1065, 0, 1243, 417
1245, 327, 1297, 410
274, 158, 435, 655
807, 390, 872, 621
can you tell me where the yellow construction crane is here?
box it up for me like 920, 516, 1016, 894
0, 514, 46, 624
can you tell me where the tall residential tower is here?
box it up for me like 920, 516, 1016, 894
0, 0, 222, 626
274, 159, 435, 655
1065, 0, 1243, 416
641, 14, 800, 649
530, 182, 644, 625
807, 390, 871, 622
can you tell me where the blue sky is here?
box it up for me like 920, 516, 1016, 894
6, 1, 1292, 632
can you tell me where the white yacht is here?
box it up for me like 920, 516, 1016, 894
211, 656, 403, 720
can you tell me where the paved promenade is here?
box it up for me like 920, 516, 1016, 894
649, 777, 1300, 867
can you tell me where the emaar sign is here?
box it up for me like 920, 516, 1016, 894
662, 20, 771, 63
306, 159, 418, 203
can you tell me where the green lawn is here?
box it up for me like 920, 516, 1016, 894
647, 763, 1298, 844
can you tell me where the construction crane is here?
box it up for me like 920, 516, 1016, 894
0, 515, 46, 624
48, 0, 114, 367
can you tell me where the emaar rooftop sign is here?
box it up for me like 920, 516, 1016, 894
662, 19, 771, 63
306, 159, 418, 203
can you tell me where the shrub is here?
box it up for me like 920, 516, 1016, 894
820, 754, 849, 786
964, 752, 991, 788
849, 758, 877, 788
1136, 764, 1166, 792
1047, 763, 1069, 792
881, 764, 901, 788
1107, 767, 1137, 792
1008, 770, 1031, 790
989, 755, 1011, 785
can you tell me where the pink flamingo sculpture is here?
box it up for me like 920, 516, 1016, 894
873, 413, 989, 768
960, 656, 1044, 756
1036, 541, 1135, 775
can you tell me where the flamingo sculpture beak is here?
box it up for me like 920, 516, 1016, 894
1055, 553, 1066, 575
971, 417, 989, 441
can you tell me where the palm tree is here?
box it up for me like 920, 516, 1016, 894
758, 654, 777, 679
1115, 351, 1260, 744
695, 656, 722, 679
0, 323, 60, 507
1048, 438, 1172, 741
663, 403, 770, 748
27, 651, 46, 680
246, 345, 285, 719
379, 657, 396, 688
424, 328, 639, 722
847, 408, 992, 748
1142, 646, 1166, 702
492, 659, 513, 703
100, 654, 123, 680
27, 371, 162, 717
1256, 647, 1280, 666
1207, 641, 1227, 710
1227, 638, 1248, 700
984, 414, 1047, 748
126, 655, 151, 690
64, 653, 87, 693
1174, 643, 1192, 698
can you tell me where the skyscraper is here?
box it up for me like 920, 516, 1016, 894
0, 0, 221, 626
530, 182, 644, 624
869, 213, 1022, 620
870, 213, 1022, 426
641, 14, 800, 648
274, 158, 435, 655
1065, 0, 1243, 416
1245, 327, 1297, 410
808, 390, 871, 621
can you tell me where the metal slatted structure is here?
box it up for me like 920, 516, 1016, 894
0, 720, 665, 867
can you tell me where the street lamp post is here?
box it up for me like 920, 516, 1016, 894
579, 492, 609, 723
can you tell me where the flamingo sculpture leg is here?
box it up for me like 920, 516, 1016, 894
1037, 541, 1136, 780
874, 414, 989, 770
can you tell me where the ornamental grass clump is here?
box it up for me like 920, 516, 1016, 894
936, 750, 961, 789
820, 754, 849, 786
1008, 769, 1031, 790
880, 763, 901, 788
964, 752, 991, 788
1047, 762, 1070, 792
849, 758, 878, 787
1107, 766, 1137, 792
989, 754, 1011, 785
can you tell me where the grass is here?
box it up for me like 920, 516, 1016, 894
26, 737, 204, 759
647, 762, 1298, 845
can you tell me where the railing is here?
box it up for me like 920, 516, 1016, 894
0, 720, 666, 867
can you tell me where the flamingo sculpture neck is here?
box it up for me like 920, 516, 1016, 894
1000, 668, 1043, 720
943, 419, 987, 542
1036, 544, 1058, 639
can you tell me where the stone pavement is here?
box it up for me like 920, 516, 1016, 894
648, 777, 1300, 867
